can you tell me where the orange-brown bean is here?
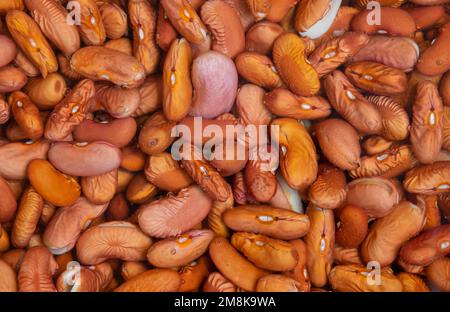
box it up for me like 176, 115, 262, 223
115, 268, 182, 292
18, 246, 57, 292
223, 205, 310, 240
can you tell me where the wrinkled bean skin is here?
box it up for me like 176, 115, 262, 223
273, 33, 320, 97
333, 246, 363, 266
272, 118, 318, 191
99, 2, 128, 40
11, 186, 43, 248
8, 91, 42, 140
94, 83, 141, 118
145, 152, 193, 192
314, 119, 361, 171
28, 159, 80, 207
264, 88, 331, 120
81, 170, 117, 205
399, 224, 450, 266
160, 0, 208, 45
45, 79, 95, 141
256, 274, 302, 292
147, 229, 214, 268
203, 272, 236, 292
0, 176, 18, 224
0, 97, 10, 125
57, 262, 113, 292
283, 239, 311, 292
76, 221, 152, 265
244, 154, 277, 203
223, 205, 310, 240
18, 246, 57, 292
235, 53, 283, 90
180, 144, 232, 202
201, 0, 245, 59
48, 141, 122, 177
138, 185, 212, 238
115, 268, 182, 292
403, 162, 450, 194
346, 177, 401, 218
427, 258, 450, 292
0, 259, 17, 292
190, 51, 238, 119
70, 47, 145, 88
304, 205, 334, 288
209, 237, 269, 291
208, 193, 234, 238
351, 7, 416, 37
74, 117, 137, 148
410, 81, 444, 164
329, 265, 403, 292
308, 165, 347, 210
417, 22, 450, 76
361, 201, 426, 267
129, 0, 160, 75
162, 39, 192, 122
350, 145, 417, 179
245, 21, 284, 55
24, 0, 80, 57
398, 272, 430, 292
310, 32, 369, 78
231, 232, 298, 271
6, 10, 58, 78
351, 36, 419, 72
0, 140, 49, 180
345, 62, 407, 96
236, 84, 272, 126
324, 71, 382, 135
367, 96, 409, 141
43, 197, 108, 255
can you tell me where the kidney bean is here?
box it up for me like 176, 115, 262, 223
272, 118, 318, 191
294, 0, 341, 40
203, 272, 236, 292
256, 274, 302, 292
245, 21, 284, 55
223, 205, 310, 240
426, 258, 450, 292
11, 186, 43, 249
18, 246, 57, 292
347, 177, 401, 218
329, 265, 403, 292
76, 221, 152, 265
403, 161, 450, 194
0, 259, 17, 292
273, 33, 320, 97
0, 175, 18, 223
0, 65, 28, 93
74, 117, 137, 148
362, 201, 426, 267
99, 2, 128, 40
0, 34, 17, 68
351, 36, 419, 72
399, 224, 450, 266
24, 73, 67, 110
178, 256, 212, 292
310, 32, 369, 78
147, 229, 214, 268
24, 0, 80, 57
231, 232, 298, 271
57, 262, 113, 292
209, 236, 269, 291
138, 185, 212, 238
0, 140, 49, 180
81, 169, 117, 205
128, 0, 160, 75
121, 261, 148, 281
125, 172, 158, 204
333, 245, 363, 266
115, 268, 182, 292
308, 165, 347, 210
